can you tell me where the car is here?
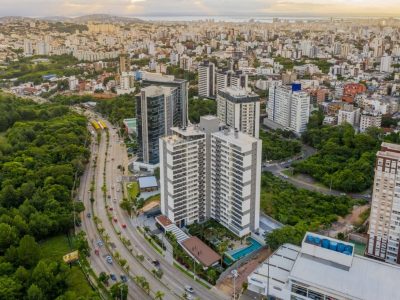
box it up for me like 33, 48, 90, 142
113, 218, 118, 223
122, 224, 127, 229
111, 186, 114, 189
184, 294, 193, 300
97, 240, 104, 247
184, 285, 194, 293
107, 195, 111, 199
152, 260, 160, 267
109, 207, 114, 211
113, 199, 117, 203
120, 275, 128, 282
110, 274, 117, 281
106, 256, 113, 264
340, 193, 346, 196
87, 212, 91, 218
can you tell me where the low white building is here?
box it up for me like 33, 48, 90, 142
248, 232, 400, 300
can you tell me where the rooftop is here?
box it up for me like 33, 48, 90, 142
138, 176, 158, 189
181, 236, 221, 268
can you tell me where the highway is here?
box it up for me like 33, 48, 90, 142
78, 117, 151, 300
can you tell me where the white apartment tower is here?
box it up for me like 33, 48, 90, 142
198, 61, 216, 98
159, 126, 207, 227
210, 127, 261, 237
367, 142, 400, 265
160, 116, 261, 237
268, 84, 310, 134
217, 87, 260, 138
380, 53, 392, 73
216, 69, 248, 93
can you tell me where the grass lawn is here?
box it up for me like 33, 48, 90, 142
144, 193, 160, 203
127, 181, 139, 199
40, 235, 95, 297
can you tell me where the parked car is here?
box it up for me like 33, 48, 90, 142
110, 274, 117, 281
113, 218, 118, 223
122, 224, 127, 229
87, 212, 91, 218
120, 275, 128, 282
97, 240, 104, 247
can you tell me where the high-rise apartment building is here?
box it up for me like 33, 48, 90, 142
267, 83, 310, 134
210, 127, 261, 237
216, 69, 248, 93
367, 142, 400, 264
141, 72, 188, 128
217, 87, 260, 138
160, 116, 261, 237
198, 61, 216, 98
380, 53, 392, 73
136, 86, 177, 165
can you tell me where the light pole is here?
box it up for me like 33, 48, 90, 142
231, 269, 238, 300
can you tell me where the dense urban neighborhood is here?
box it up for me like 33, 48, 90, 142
1, 11, 400, 300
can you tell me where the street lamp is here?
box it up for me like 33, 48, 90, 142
231, 269, 238, 300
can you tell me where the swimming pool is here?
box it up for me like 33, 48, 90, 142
224, 237, 262, 265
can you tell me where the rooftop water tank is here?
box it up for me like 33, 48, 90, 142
306, 235, 315, 244
329, 241, 338, 251
321, 239, 330, 249
314, 237, 321, 245
337, 243, 345, 253
291, 83, 302, 92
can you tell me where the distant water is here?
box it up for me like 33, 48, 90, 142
134, 15, 329, 23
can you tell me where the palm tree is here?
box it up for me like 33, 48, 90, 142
142, 280, 150, 294
154, 291, 164, 300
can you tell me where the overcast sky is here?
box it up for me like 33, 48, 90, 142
1, 0, 399, 17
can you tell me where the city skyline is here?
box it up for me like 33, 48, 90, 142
1, 0, 400, 18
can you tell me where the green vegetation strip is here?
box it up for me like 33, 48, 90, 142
173, 263, 211, 289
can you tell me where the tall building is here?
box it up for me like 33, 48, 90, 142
217, 87, 260, 138
136, 86, 177, 165
367, 142, 400, 264
380, 53, 392, 73
216, 69, 248, 93
23, 39, 33, 56
267, 83, 310, 134
119, 54, 130, 74
210, 126, 261, 237
248, 232, 400, 300
141, 72, 188, 128
198, 61, 216, 98
160, 116, 261, 237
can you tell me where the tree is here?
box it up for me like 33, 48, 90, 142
110, 283, 128, 300
0, 276, 22, 300
27, 284, 44, 300
120, 198, 135, 217
155, 290, 165, 300
206, 268, 218, 284
0, 223, 18, 253
17, 235, 41, 268
99, 272, 109, 284
75, 231, 90, 257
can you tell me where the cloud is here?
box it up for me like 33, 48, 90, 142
0, 0, 399, 17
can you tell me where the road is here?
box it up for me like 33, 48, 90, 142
101, 116, 229, 300
77, 125, 150, 300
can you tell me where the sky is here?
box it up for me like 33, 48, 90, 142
1, 0, 400, 18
